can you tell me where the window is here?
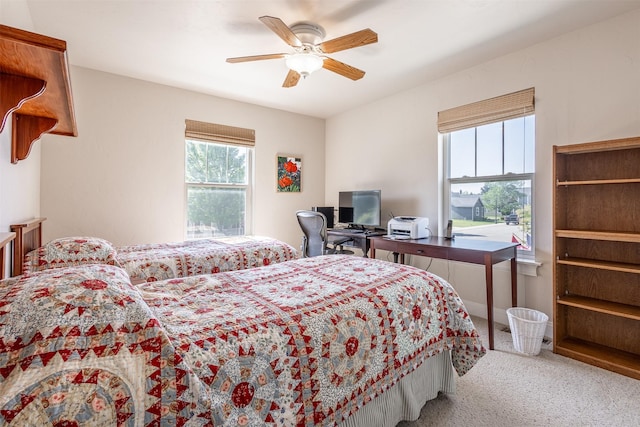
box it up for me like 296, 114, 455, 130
185, 120, 254, 239
440, 88, 535, 257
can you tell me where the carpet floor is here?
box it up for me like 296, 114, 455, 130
397, 316, 640, 427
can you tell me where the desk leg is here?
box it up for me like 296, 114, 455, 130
390, 253, 406, 264
484, 253, 495, 350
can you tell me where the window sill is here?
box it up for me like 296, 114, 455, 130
517, 257, 542, 277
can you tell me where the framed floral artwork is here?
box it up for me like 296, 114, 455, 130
277, 155, 301, 192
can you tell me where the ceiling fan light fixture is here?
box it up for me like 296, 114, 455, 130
227, 16, 378, 87
286, 53, 324, 78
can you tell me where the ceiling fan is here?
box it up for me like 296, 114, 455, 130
226, 16, 378, 88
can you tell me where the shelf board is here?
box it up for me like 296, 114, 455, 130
554, 337, 640, 380
555, 229, 640, 243
557, 295, 640, 320
557, 257, 640, 274
554, 137, 640, 154
557, 178, 640, 186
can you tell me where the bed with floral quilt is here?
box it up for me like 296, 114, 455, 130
0, 254, 485, 426
17, 231, 298, 283
114, 235, 298, 283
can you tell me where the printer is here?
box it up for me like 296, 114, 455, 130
387, 216, 430, 239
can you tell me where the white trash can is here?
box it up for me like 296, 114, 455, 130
506, 307, 549, 356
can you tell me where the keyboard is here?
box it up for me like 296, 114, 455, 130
337, 229, 364, 234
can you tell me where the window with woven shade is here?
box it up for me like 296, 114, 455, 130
185, 119, 255, 238
440, 88, 536, 257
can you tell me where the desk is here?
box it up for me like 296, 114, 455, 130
327, 229, 385, 257
370, 236, 517, 350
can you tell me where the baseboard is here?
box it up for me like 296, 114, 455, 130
464, 301, 553, 342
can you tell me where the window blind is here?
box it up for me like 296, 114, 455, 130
437, 87, 534, 133
185, 119, 255, 147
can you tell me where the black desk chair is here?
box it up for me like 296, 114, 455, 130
296, 210, 353, 257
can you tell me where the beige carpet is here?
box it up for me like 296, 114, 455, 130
398, 316, 640, 427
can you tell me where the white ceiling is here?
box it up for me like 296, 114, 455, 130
13, 0, 640, 118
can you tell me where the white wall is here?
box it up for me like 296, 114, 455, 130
0, 121, 42, 224
325, 9, 640, 325
0, 119, 42, 278
0, 0, 41, 277
38, 67, 326, 248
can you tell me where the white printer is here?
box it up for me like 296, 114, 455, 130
387, 216, 430, 239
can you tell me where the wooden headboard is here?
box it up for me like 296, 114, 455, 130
10, 217, 46, 276
0, 232, 16, 279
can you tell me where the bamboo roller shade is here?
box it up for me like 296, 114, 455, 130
438, 87, 534, 133
185, 119, 255, 147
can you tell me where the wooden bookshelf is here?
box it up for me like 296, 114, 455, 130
553, 136, 640, 380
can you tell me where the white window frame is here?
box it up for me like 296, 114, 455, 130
184, 139, 254, 239
443, 116, 535, 259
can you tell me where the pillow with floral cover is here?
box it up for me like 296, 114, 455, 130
22, 236, 121, 274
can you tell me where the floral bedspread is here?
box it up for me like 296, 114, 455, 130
116, 236, 298, 283
0, 256, 484, 426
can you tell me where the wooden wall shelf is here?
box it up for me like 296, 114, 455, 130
0, 24, 77, 163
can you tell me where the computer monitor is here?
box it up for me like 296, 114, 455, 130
338, 190, 381, 227
312, 206, 334, 229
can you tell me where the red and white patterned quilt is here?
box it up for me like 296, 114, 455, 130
0, 255, 484, 426
116, 236, 299, 283
22, 235, 298, 282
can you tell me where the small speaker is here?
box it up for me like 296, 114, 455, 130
313, 206, 334, 229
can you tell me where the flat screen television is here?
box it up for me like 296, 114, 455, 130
338, 190, 381, 228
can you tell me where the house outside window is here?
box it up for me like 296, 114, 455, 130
439, 88, 535, 258
185, 120, 254, 239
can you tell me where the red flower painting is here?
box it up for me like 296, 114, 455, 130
277, 156, 301, 192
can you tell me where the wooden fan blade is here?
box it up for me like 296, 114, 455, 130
226, 53, 286, 63
318, 28, 377, 53
259, 16, 302, 47
322, 57, 366, 80
283, 69, 301, 88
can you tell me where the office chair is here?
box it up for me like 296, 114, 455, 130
296, 210, 353, 257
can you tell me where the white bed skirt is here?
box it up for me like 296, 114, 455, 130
339, 351, 455, 427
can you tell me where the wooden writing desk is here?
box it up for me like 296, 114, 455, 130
327, 229, 385, 257
370, 236, 518, 350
